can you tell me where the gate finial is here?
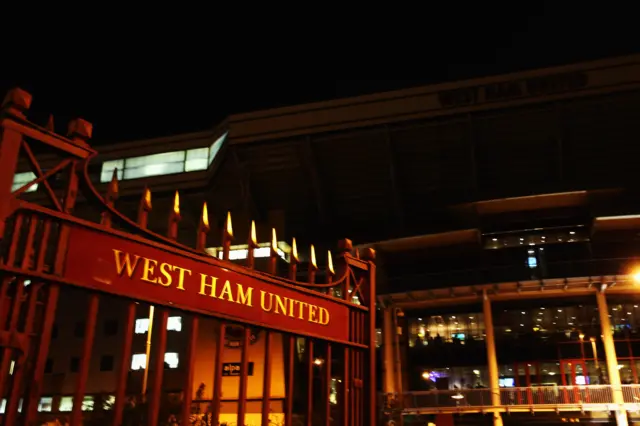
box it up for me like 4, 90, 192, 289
168, 191, 181, 240
327, 251, 334, 278
289, 238, 298, 280
247, 221, 258, 268
137, 187, 152, 228
308, 245, 317, 284
268, 228, 278, 275
1, 88, 32, 118
67, 118, 93, 147
196, 202, 210, 251
222, 212, 233, 260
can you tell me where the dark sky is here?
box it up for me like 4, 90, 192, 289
2, 6, 638, 144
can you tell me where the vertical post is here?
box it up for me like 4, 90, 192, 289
382, 307, 397, 395
211, 322, 226, 422
261, 228, 277, 425
482, 290, 503, 426
596, 286, 629, 426
362, 248, 377, 426
147, 309, 169, 426
181, 202, 209, 425
237, 327, 251, 425
306, 339, 315, 426
0, 89, 31, 236
338, 239, 352, 426
112, 302, 136, 426
325, 250, 334, 426
285, 239, 298, 426
71, 294, 99, 426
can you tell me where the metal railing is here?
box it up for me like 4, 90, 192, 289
392, 385, 640, 412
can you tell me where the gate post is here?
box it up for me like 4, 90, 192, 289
362, 248, 377, 426
0, 89, 31, 235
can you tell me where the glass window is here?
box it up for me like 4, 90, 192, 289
12, 172, 38, 192
164, 352, 179, 368
167, 316, 182, 332
0, 399, 5, 414
59, 396, 73, 412
131, 354, 146, 370
123, 151, 186, 180
38, 397, 53, 412
100, 159, 124, 183
82, 396, 94, 411
135, 318, 149, 334
100, 355, 114, 371
209, 132, 227, 165
185, 148, 209, 172
103, 395, 115, 410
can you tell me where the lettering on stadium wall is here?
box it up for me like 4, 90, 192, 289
438, 72, 589, 108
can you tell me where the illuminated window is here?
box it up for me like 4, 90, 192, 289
59, 397, 73, 412
0, 398, 22, 413
103, 395, 115, 410
123, 151, 186, 180
100, 159, 124, 182
12, 172, 38, 193
135, 318, 149, 334
209, 132, 227, 165
82, 396, 94, 411
164, 352, 179, 368
167, 316, 182, 332
38, 397, 53, 412
131, 353, 147, 370
99, 133, 228, 183
9, 360, 14, 375
185, 148, 209, 172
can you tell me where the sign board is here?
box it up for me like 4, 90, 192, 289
222, 362, 254, 376
62, 226, 350, 341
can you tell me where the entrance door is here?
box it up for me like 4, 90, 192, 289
560, 360, 588, 403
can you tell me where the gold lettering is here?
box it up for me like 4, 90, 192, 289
113, 249, 141, 277
220, 280, 234, 302
318, 307, 330, 325
236, 284, 253, 306
288, 299, 296, 317
158, 262, 173, 286
274, 295, 287, 315
173, 266, 191, 291
140, 258, 158, 283
308, 305, 318, 323
298, 301, 308, 319
260, 291, 273, 311
199, 274, 218, 297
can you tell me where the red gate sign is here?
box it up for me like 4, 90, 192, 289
63, 226, 350, 342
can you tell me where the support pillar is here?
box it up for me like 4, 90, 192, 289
596, 287, 628, 426
382, 308, 397, 395
482, 291, 503, 426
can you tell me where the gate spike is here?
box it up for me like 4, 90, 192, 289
168, 191, 181, 240
308, 244, 317, 284
247, 220, 257, 268
137, 187, 152, 228
1, 88, 32, 118
45, 114, 55, 132
327, 251, 334, 277
289, 238, 298, 280
107, 169, 119, 201
196, 202, 210, 251
268, 228, 278, 275
221, 211, 233, 260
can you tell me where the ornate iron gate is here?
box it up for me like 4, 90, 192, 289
0, 88, 376, 425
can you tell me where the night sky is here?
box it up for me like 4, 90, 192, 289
1, 6, 638, 145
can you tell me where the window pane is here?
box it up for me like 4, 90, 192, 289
186, 148, 209, 172
100, 160, 124, 183
135, 318, 149, 334
209, 132, 227, 165
59, 396, 73, 412
125, 151, 185, 169
104, 395, 115, 410
164, 352, 179, 368
12, 172, 38, 192
0, 399, 5, 414
124, 161, 185, 180
38, 397, 53, 412
167, 316, 182, 332
82, 396, 94, 411
131, 353, 146, 370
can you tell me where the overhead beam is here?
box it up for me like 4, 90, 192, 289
300, 137, 329, 223
385, 126, 404, 231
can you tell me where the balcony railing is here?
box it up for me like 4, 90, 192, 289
389, 385, 640, 414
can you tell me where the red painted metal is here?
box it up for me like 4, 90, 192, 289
0, 88, 377, 426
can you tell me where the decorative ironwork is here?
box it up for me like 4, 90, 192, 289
0, 88, 377, 425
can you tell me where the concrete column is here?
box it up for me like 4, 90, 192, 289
482, 290, 503, 426
596, 287, 628, 426
382, 308, 397, 395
